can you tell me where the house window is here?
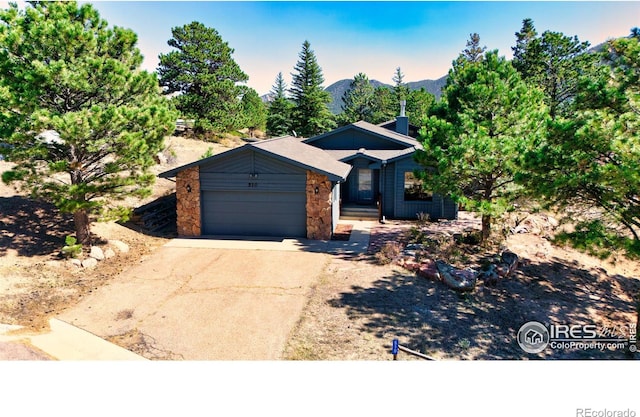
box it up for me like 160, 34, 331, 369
404, 172, 432, 201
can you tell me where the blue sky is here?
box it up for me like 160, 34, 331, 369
86, 2, 640, 94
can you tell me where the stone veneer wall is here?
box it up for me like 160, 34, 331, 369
176, 166, 201, 236
306, 171, 333, 240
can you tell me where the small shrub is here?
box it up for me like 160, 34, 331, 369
61, 235, 82, 258
375, 241, 403, 265
416, 212, 430, 225
457, 338, 471, 350
200, 147, 215, 160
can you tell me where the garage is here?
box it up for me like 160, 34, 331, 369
201, 190, 306, 237
159, 136, 352, 240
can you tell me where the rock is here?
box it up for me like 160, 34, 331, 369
109, 240, 129, 253
155, 152, 168, 165
403, 259, 420, 272
547, 216, 559, 228
68, 259, 82, 268
479, 265, 500, 286
417, 260, 439, 281
104, 248, 116, 259
89, 246, 105, 261
81, 257, 98, 268
513, 225, 529, 234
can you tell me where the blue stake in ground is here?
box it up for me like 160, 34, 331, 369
392, 339, 399, 360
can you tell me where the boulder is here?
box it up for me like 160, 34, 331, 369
89, 246, 105, 261
81, 257, 98, 269
104, 248, 116, 259
68, 259, 82, 269
417, 260, 439, 281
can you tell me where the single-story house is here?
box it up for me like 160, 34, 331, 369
159, 112, 457, 240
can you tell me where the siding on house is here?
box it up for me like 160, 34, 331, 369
393, 158, 448, 220
310, 129, 407, 150
381, 162, 396, 219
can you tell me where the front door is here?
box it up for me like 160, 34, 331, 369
357, 168, 373, 202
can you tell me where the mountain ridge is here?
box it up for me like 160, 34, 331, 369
324, 75, 448, 114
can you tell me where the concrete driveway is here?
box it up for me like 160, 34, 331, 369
58, 246, 330, 360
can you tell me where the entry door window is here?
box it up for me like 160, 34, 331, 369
358, 168, 373, 201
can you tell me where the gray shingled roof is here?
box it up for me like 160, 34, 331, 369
303, 120, 421, 148
159, 136, 352, 182
324, 148, 418, 164
252, 136, 352, 181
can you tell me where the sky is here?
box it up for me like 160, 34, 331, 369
78, 1, 640, 96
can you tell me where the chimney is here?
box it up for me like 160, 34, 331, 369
396, 100, 409, 136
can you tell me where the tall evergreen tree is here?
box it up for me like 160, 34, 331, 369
370, 86, 397, 124
511, 27, 597, 118
0, 1, 176, 244
289, 40, 335, 137
157, 21, 248, 133
406, 88, 436, 126
338, 73, 375, 125
459, 33, 487, 63
521, 33, 640, 242
512, 18, 538, 75
392, 67, 410, 102
239, 87, 267, 138
266, 72, 293, 137
416, 51, 549, 241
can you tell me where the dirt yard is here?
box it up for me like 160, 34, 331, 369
1, 134, 639, 360
0, 135, 236, 333
284, 214, 640, 360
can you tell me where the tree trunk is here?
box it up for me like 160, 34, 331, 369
481, 214, 491, 243
73, 209, 91, 246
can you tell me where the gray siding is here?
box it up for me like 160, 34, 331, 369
381, 163, 395, 218
312, 130, 406, 150
199, 148, 308, 237
200, 149, 306, 176
442, 197, 459, 219
200, 173, 305, 192
393, 158, 451, 220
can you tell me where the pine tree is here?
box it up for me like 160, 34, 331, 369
370, 86, 397, 124
511, 27, 597, 119
416, 51, 549, 242
289, 40, 335, 137
512, 18, 538, 75
406, 88, 435, 126
0, 1, 176, 244
521, 33, 640, 243
266, 72, 293, 137
239, 87, 267, 138
157, 21, 248, 134
460, 33, 487, 63
338, 73, 375, 125
392, 67, 410, 103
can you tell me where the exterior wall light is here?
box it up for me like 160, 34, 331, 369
186, 184, 192, 193
314, 186, 319, 194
